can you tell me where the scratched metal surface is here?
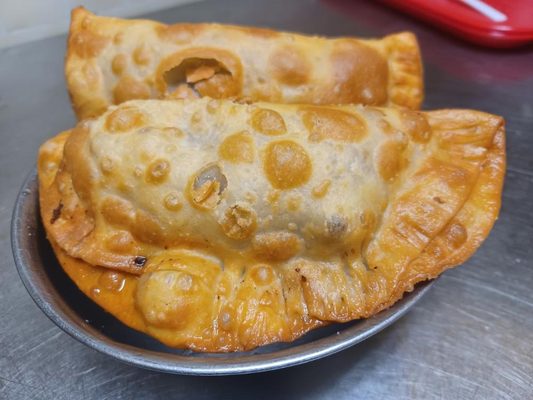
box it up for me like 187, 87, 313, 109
1, 0, 532, 398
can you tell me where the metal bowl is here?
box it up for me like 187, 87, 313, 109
11, 169, 434, 375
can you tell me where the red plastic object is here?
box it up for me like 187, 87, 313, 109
379, 0, 533, 48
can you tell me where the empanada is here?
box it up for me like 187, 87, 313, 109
65, 7, 423, 120
38, 99, 505, 351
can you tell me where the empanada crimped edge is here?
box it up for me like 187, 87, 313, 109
37, 100, 504, 351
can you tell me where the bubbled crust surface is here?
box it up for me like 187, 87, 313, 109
38, 99, 504, 352
65, 7, 423, 120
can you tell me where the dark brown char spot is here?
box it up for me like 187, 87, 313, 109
50, 202, 63, 224
133, 256, 147, 268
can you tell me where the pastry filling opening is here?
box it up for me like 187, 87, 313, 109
163, 57, 233, 99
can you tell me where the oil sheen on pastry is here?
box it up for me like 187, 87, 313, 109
65, 7, 423, 119
38, 99, 505, 351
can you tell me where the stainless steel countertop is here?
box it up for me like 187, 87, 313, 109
1, 0, 532, 398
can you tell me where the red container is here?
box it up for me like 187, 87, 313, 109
379, 0, 533, 48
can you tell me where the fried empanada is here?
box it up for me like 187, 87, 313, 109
38, 99, 505, 351
65, 7, 423, 119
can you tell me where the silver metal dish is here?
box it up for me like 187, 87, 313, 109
11, 169, 434, 375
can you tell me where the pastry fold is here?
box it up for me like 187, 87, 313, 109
65, 7, 423, 119
38, 99, 504, 351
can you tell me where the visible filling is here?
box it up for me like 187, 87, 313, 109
188, 164, 228, 210
163, 58, 234, 99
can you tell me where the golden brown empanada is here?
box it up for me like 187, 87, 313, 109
65, 7, 423, 120
38, 99, 505, 351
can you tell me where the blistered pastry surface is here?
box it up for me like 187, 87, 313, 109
65, 7, 423, 119
38, 99, 504, 352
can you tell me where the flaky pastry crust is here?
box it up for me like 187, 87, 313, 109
38, 99, 504, 352
65, 7, 423, 119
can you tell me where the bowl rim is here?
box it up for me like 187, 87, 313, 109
11, 169, 434, 376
